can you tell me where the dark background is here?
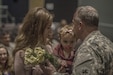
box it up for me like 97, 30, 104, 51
2, 0, 78, 24
45, 0, 78, 23
2, 0, 28, 23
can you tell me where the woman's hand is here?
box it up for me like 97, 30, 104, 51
40, 60, 56, 75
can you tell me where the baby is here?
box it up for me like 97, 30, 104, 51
53, 24, 76, 74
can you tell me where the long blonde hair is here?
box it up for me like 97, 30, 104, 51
13, 7, 53, 56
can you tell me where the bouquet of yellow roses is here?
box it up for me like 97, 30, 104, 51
24, 47, 59, 68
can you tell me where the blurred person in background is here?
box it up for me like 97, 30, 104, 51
51, 19, 68, 43
0, 29, 15, 57
0, 44, 14, 75
57, 19, 68, 42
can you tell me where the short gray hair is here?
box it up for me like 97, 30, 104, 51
74, 6, 99, 26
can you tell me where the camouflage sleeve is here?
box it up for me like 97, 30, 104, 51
72, 51, 97, 75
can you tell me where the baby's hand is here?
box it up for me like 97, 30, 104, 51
58, 59, 67, 67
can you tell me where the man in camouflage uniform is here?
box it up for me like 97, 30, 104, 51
71, 6, 113, 75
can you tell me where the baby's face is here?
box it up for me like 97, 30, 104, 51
60, 34, 75, 51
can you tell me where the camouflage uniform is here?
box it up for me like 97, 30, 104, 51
72, 30, 113, 75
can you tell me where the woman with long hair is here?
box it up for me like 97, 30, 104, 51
13, 7, 56, 75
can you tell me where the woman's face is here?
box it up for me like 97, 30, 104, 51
60, 34, 75, 51
44, 23, 52, 42
0, 48, 8, 64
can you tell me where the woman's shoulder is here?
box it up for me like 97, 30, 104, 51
15, 50, 25, 58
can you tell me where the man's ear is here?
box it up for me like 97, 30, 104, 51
78, 22, 82, 30
79, 21, 86, 31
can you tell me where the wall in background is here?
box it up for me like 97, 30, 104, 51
45, 0, 78, 23
29, 0, 44, 9
2, 0, 45, 23
2, 0, 28, 23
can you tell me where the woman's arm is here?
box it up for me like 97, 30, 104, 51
14, 50, 25, 75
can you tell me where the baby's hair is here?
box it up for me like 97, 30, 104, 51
59, 25, 75, 38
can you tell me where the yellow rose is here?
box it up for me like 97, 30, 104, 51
24, 47, 46, 66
